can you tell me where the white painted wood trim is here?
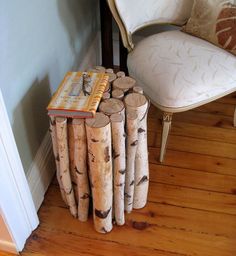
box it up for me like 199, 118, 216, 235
27, 131, 55, 211
0, 89, 39, 252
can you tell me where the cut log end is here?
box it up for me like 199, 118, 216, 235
113, 77, 136, 92
99, 98, 124, 116
112, 89, 124, 100
125, 93, 147, 108
85, 112, 110, 128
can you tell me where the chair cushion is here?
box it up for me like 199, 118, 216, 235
182, 0, 236, 56
128, 30, 236, 109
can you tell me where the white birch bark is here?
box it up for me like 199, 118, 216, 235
110, 113, 126, 225
124, 93, 149, 209
56, 117, 77, 217
49, 116, 67, 205
124, 111, 138, 213
72, 118, 90, 222
85, 113, 113, 233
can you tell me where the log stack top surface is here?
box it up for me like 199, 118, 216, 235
99, 98, 124, 116
85, 112, 110, 128
124, 93, 147, 108
113, 77, 136, 92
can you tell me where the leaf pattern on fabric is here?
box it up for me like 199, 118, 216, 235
216, 4, 236, 50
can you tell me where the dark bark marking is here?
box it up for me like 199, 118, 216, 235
74, 166, 83, 175
95, 207, 111, 219
132, 221, 149, 230
138, 128, 145, 133
56, 154, 60, 162
119, 169, 126, 175
124, 193, 131, 199
66, 187, 73, 195
130, 180, 134, 186
116, 183, 124, 187
137, 176, 149, 186
114, 153, 120, 159
81, 193, 90, 199
91, 138, 99, 143
123, 133, 126, 138
131, 140, 138, 146
101, 227, 108, 233
88, 150, 95, 162
104, 146, 110, 162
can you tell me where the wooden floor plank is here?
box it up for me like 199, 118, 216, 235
149, 148, 236, 177
43, 184, 236, 238
37, 204, 235, 256
148, 132, 236, 159
148, 118, 236, 144
22, 227, 185, 256
150, 164, 236, 194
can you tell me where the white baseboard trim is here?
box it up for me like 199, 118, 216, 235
0, 240, 17, 254
27, 131, 54, 211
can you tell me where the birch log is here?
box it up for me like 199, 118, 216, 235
102, 92, 111, 101
116, 71, 125, 78
124, 93, 149, 209
86, 113, 113, 233
56, 117, 77, 217
112, 89, 124, 100
99, 98, 125, 120
124, 111, 138, 213
95, 66, 106, 73
107, 73, 117, 84
113, 77, 136, 93
110, 113, 126, 225
49, 117, 67, 205
133, 86, 143, 94
68, 120, 77, 184
106, 68, 114, 74
72, 119, 90, 222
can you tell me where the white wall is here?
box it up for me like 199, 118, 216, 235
0, 0, 99, 174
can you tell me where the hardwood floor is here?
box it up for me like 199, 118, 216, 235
6, 93, 236, 256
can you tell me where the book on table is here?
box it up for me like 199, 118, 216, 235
47, 71, 109, 118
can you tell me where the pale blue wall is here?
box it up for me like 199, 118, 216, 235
0, 0, 99, 173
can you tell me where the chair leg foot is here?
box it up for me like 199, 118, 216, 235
160, 112, 172, 163
234, 107, 236, 127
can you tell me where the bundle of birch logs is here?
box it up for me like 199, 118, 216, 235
49, 66, 149, 233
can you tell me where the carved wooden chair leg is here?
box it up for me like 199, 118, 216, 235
160, 112, 173, 163
234, 107, 236, 127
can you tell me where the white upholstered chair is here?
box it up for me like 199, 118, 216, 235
107, 0, 236, 162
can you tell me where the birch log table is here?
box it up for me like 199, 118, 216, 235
49, 70, 150, 234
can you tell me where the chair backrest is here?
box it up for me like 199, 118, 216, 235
107, 0, 194, 51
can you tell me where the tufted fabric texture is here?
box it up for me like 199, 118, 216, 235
128, 31, 236, 109
183, 0, 236, 56
114, 0, 194, 34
